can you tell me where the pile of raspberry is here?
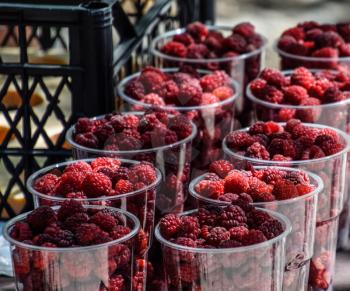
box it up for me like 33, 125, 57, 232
72, 109, 193, 150
10, 200, 133, 290
194, 160, 315, 202
159, 199, 284, 249
124, 66, 234, 107
160, 22, 264, 61
32, 157, 157, 198
250, 67, 350, 106
225, 119, 345, 161
278, 21, 350, 58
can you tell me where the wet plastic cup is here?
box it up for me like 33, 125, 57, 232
3, 205, 140, 291
66, 113, 197, 216
155, 208, 291, 291
151, 26, 268, 124
223, 124, 350, 290
118, 68, 240, 175
189, 166, 323, 291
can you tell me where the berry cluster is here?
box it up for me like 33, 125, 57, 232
124, 66, 234, 107
277, 21, 350, 69
194, 160, 315, 202
9, 201, 134, 291
225, 119, 345, 161
159, 201, 284, 288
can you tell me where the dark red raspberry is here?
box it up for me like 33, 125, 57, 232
10, 222, 33, 241
247, 209, 272, 228
229, 226, 249, 242
129, 162, 157, 185
209, 160, 234, 178
173, 33, 194, 45
337, 23, 350, 42
186, 22, 209, 42
261, 86, 284, 103
139, 67, 167, 92
110, 114, 139, 132
194, 179, 224, 199
159, 214, 181, 239
55, 171, 86, 196
268, 138, 297, 159
315, 134, 344, 155
218, 192, 240, 203
64, 161, 92, 173
82, 172, 112, 197
225, 131, 255, 150
114, 179, 133, 195
260, 68, 287, 88
154, 80, 179, 103
26, 206, 56, 232
241, 229, 267, 245
44, 227, 75, 247
315, 31, 344, 48
63, 212, 89, 232
75, 117, 95, 134
224, 170, 250, 193
168, 115, 193, 140
283, 85, 309, 105
124, 79, 145, 100
206, 227, 230, 246
33, 173, 59, 194
308, 78, 333, 100
75, 223, 107, 246
109, 225, 131, 240
290, 67, 315, 90
223, 34, 247, 53
219, 239, 242, 248
259, 168, 286, 185
74, 132, 99, 148
301, 145, 326, 160
233, 22, 256, 38
179, 216, 200, 240
65, 191, 88, 200
323, 87, 345, 103
57, 199, 86, 221
259, 219, 284, 239
245, 142, 270, 160
250, 78, 267, 98
177, 82, 202, 106
90, 211, 117, 231
197, 207, 219, 226
273, 179, 299, 200
161, 41, 188, 58
218, 205, 247, 229
205, 35, 223, 52
100, 274, 125, 291
93, 123, 114, 144
186, 43, 209, 59
284, 170, 309, 185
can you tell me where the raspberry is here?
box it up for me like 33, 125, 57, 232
200, 92, 219, 105
206, 227, 230, 246
315, 134, 344, 155
26, 206, 56, 232
33, 173, 59, 194
205, 35, 223, 52
129, 162, 157, 185
109, 225, 131, 240
323, 87, 345, 103
283, 85, 309, 105
218, 192, 240, 203
268, 139, 297, 159
82, 172, 112, 197
259, 168, 286, 185
74, 132, 99, 148
259, 219, 284, 239
247, 209, 271, 228
161, 41, 187, 57
282, 27, 305, 41
195, 179, 224, 199
63, 212, 89, 232
114, 179, 133, 195
273, 179, 299, 200
212, 86, 234, 101
337, 23, 350, 42
186, 43, 209, 59
159, 214, 181, 239
260, 68, 287, 88
311, 47, 338, 58
177, 82, 202, 106
10, 222, 33, 241
301, 145, 326, 160
284, 170, 309, 185
142, 93, 166, 106
179, 216, 200, 240
223, 34, 247, 53
173, 33, 194, 45
172, 72, 193, 85
225, 131, 255, 149
168, 115, 193, 140
209, 160, 234, 178
110, 114, 139, 132
154, 80, 179, 103
261, 85, 284, 103
290, 67, 315, 90
248, 177, 273, 199
233, 22, 255, 38
45, 227, 75, 247
305, 28, 323, 41
186, 22, 208, 42
249, 78, 267, 99
64, 161, 92, 173
297, 184, 315, 195
197, 207, 219, 226
90, 211, 117, 231
218, 205, 247, 229
91, 157, 121, 171
229, 226, 249, 242
241, 229, 267, 245
308, 78, 333, 100
145, 126, 178, 147
12, 247, 30, 275
93, 123, 114, 145
124, 79, 145, 100
57, 199, 86, 221
139, 67, 166, 91
55, 171, 86, 196
65, 191, 87, 200
245, 142, 270, 160
75, 117, 95, 134
75, 223, 107, 246
101, 275, 125, 291
315, 31, 344, 48
224, 170, 250, 193
200, 71, 229, 92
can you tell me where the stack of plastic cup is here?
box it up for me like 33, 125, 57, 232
3, 205, 140, 291
155, 208, 291, 291
222, 123, 350, 290
189, 166, 324, 291
118, 68, 240, 175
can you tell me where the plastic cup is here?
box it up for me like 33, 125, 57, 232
189, 166, 323, 291
151, 26, 268, 124
66, 113, 196, 216
275, 42, 350, 71
118, 68, 240, 175
223, 124, 350, 290
155, 208, 291, 291
3, 205, 140, 291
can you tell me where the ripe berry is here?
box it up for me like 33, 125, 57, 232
33, 173, 59, 194
82, 172, 112, 198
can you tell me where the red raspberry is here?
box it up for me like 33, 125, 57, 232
161, 41, 187, 57
301, 145, 326, 160
91, 157, 121, 171
200, 71, 228, 92
229, 226, 249, 242
90, 211, 117, 232
109, 225, 131, 240
308, 78, 333, 100
75, 223, 108, 246
139, 67, 166, 92
283, 85, 309, 105
124, 79, 145, 100
212, 86, 234, 101
323, 87, 345, 103
291, 124, 319, 141
315, 134, 344, 155
57, 199, 86, 221
10, 222, 33, 241
33, 173, 59, 194
273, 179, 299, 200
64, 161, 92, 173
200, 92, 219, 105
154, 80, 179, 103
259, 219, 284, 239
75, 117, 95, 134
205, 35, 223, 52
63, 212, 89, 232
290, 67, 315, 90
65, 191, 87, 199
55, 171, 86, 196
260, 68, 287, 88
186, 22, 209, 42
209, 160, 234, 178
226, 131, 255, 149
82, 172, 112, 197
177, 82, 202, 106
218, 205, 247, 229
114, 179, 133, 195
233, 22, 256, 38
93, 123, 115, 144
261, 85, 284, 103
26, 206, 56, 232
297, 184, 316, 195
241, 229, 267, 245
247, 177, 273, 199
142, 93, 166, 106
246, 142, 270, 160
195, 179, 224, 199
206, 227, 230, 246
186, 43, 209, 59
168, 115, 193, 140
74, 132, 99, 148
173, 33, 194, 45
224, 170, 250, 193
285, 118, 301, 132
179, 216, 200, 240
259, 168, 285, 185
159, 214, 181, 239
249, 78, 267, 99
117, 136, 142, 151
110, 114, 139, 132
128, 162, 157, 185
223, 34, 247, 53
282, 27, 305, 41
268, 138, 297, 159
311, 47, 338, 58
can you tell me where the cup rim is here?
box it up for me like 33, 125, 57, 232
189, 166, 324, 207
155, 207, 291, 253
3, 205, 140, 252
26, 158, 162, 202
222, 122, 350, 166
274, 39, 350, 62
151, 25, 268, 63
117, 68, 241, 111
65, 111, 197, 156
246, 68, 350, 109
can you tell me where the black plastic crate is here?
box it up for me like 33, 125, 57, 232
0, 0, 214, 219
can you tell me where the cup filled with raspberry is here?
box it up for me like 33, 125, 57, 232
222, 119, 350, 290
151, 21, 267, 124
118, 67, 239, 174
189, 161, 323, 291
154, 200, 291, 291
3, 201, 140, 291
66, 110, 196, 216
275, 21, 350, 71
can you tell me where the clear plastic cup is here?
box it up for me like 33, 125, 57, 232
275, 42, 350, 71
151, 26, 268, 124
189, 167, 324, 291
155, 208, 291, 291
118, 69, 240, 175
66, 113, 197, 216
3, 205, 140, 291
223, 124, 350, 290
